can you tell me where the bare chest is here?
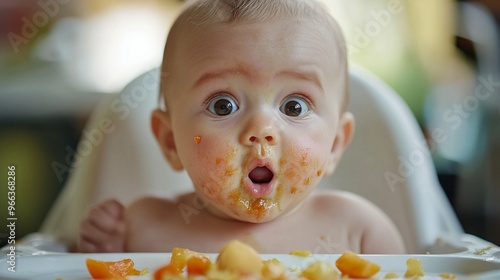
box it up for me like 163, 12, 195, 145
127, 206, 359, 254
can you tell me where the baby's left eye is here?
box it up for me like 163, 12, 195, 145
279, 96, 310, 117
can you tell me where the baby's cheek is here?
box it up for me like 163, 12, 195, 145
188, 138, 239, 201
279, 146, 325, 194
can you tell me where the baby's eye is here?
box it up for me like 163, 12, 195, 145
207, 95, 239, 116
279, 96, 310, 117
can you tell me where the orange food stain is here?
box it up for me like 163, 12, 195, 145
304, 177, 311, 185
201, 183, 222, 203
225, 167, 236, 176
279, 158, 286, 167
300, 152, 309, 166
317, 170, 323, 177
275, 185, 283, 211
290, 187, 297, 194
215, 158, 224, 165
229, 189, 240, 206
249, 198, 267, 220
229, 185, 284, 221
194, 136, 202, 144
284, 168, 296, 179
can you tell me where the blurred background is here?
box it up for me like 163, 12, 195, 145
0, 0, 499, 248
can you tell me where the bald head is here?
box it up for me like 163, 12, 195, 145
160, 0, 348, 111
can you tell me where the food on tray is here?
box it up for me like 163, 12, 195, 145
216, 240, 263, 275
86, 240, 438, 279
300, 260, 339, 280
438, 272, 458, 279
383, 272, 400, 278
152, 242, 382, 279
289, 250, 312, 257
404, 258, 424, 278
85, 258, 148, 279
335, 250, 380, 278
261, 259, 287, 279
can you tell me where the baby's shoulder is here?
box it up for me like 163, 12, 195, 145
304, 191, 406, 254
308, 190, 378, 210
305, 190, 390, 223
126, 193, 195, 220
128, 196, 176, 212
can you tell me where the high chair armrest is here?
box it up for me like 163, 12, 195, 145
430, 233, 499, 260
0, 233, 67, 260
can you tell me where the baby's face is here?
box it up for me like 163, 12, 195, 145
159, 20, 351, 222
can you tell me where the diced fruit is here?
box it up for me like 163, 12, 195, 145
170, 247, 207, 272
153, 264, 179, 280
335, 251, 380, 278
186, 255, 211, 276
262, 259, 286, 280
155, 247, 212, 279
289, 250, 312, 257
404, 258, 424, 278
301, 261, 339, 280
216, 240, 263, 275
86, 258, 142, 279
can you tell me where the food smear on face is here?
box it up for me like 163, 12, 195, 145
198, 144, 238, 205
304, 177, 311, 185
228, 185, 283, 221
279, 148, 321, 198
249, 198, 276, 220
225, 166, 237, 176
194, 136, 202, 144
300, 151, 310, 166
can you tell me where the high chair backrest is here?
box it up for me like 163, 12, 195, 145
40, 66, 463, 253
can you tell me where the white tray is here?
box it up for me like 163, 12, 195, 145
1, 252, 500, 280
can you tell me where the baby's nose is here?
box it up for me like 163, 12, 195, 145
240, 115, 279, 146
249, 135, 274, 143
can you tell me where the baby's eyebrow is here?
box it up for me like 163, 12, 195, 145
192, 67, 324, 93
276, 70, 324, 93
192, 67, 252, 90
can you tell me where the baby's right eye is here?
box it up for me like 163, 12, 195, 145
206, 95, 239, 116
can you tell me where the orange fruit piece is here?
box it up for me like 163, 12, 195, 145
153, 263, 180, 280
335, 251, 380, 278
170, 247, 209, 272
186, 255, 211, 276
154, 247, 212, 279
86, 258, 142, 279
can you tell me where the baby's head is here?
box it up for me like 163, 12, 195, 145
152, 0, 354, 223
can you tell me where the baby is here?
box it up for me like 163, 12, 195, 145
77, 0, 405, 254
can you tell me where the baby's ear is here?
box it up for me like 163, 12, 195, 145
151, 109, 184, 171
325, 112, 355, 175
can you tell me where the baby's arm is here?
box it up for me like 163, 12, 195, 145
76, 199, 126, 253
354, 198, 406, 254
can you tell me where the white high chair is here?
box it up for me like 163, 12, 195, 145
36, 65, 494, 254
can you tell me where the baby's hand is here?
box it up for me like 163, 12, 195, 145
77, 199, 126, 253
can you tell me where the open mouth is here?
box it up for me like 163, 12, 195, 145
248, 166, 274, 184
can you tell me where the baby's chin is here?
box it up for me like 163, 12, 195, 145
205, 201, 285, 223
